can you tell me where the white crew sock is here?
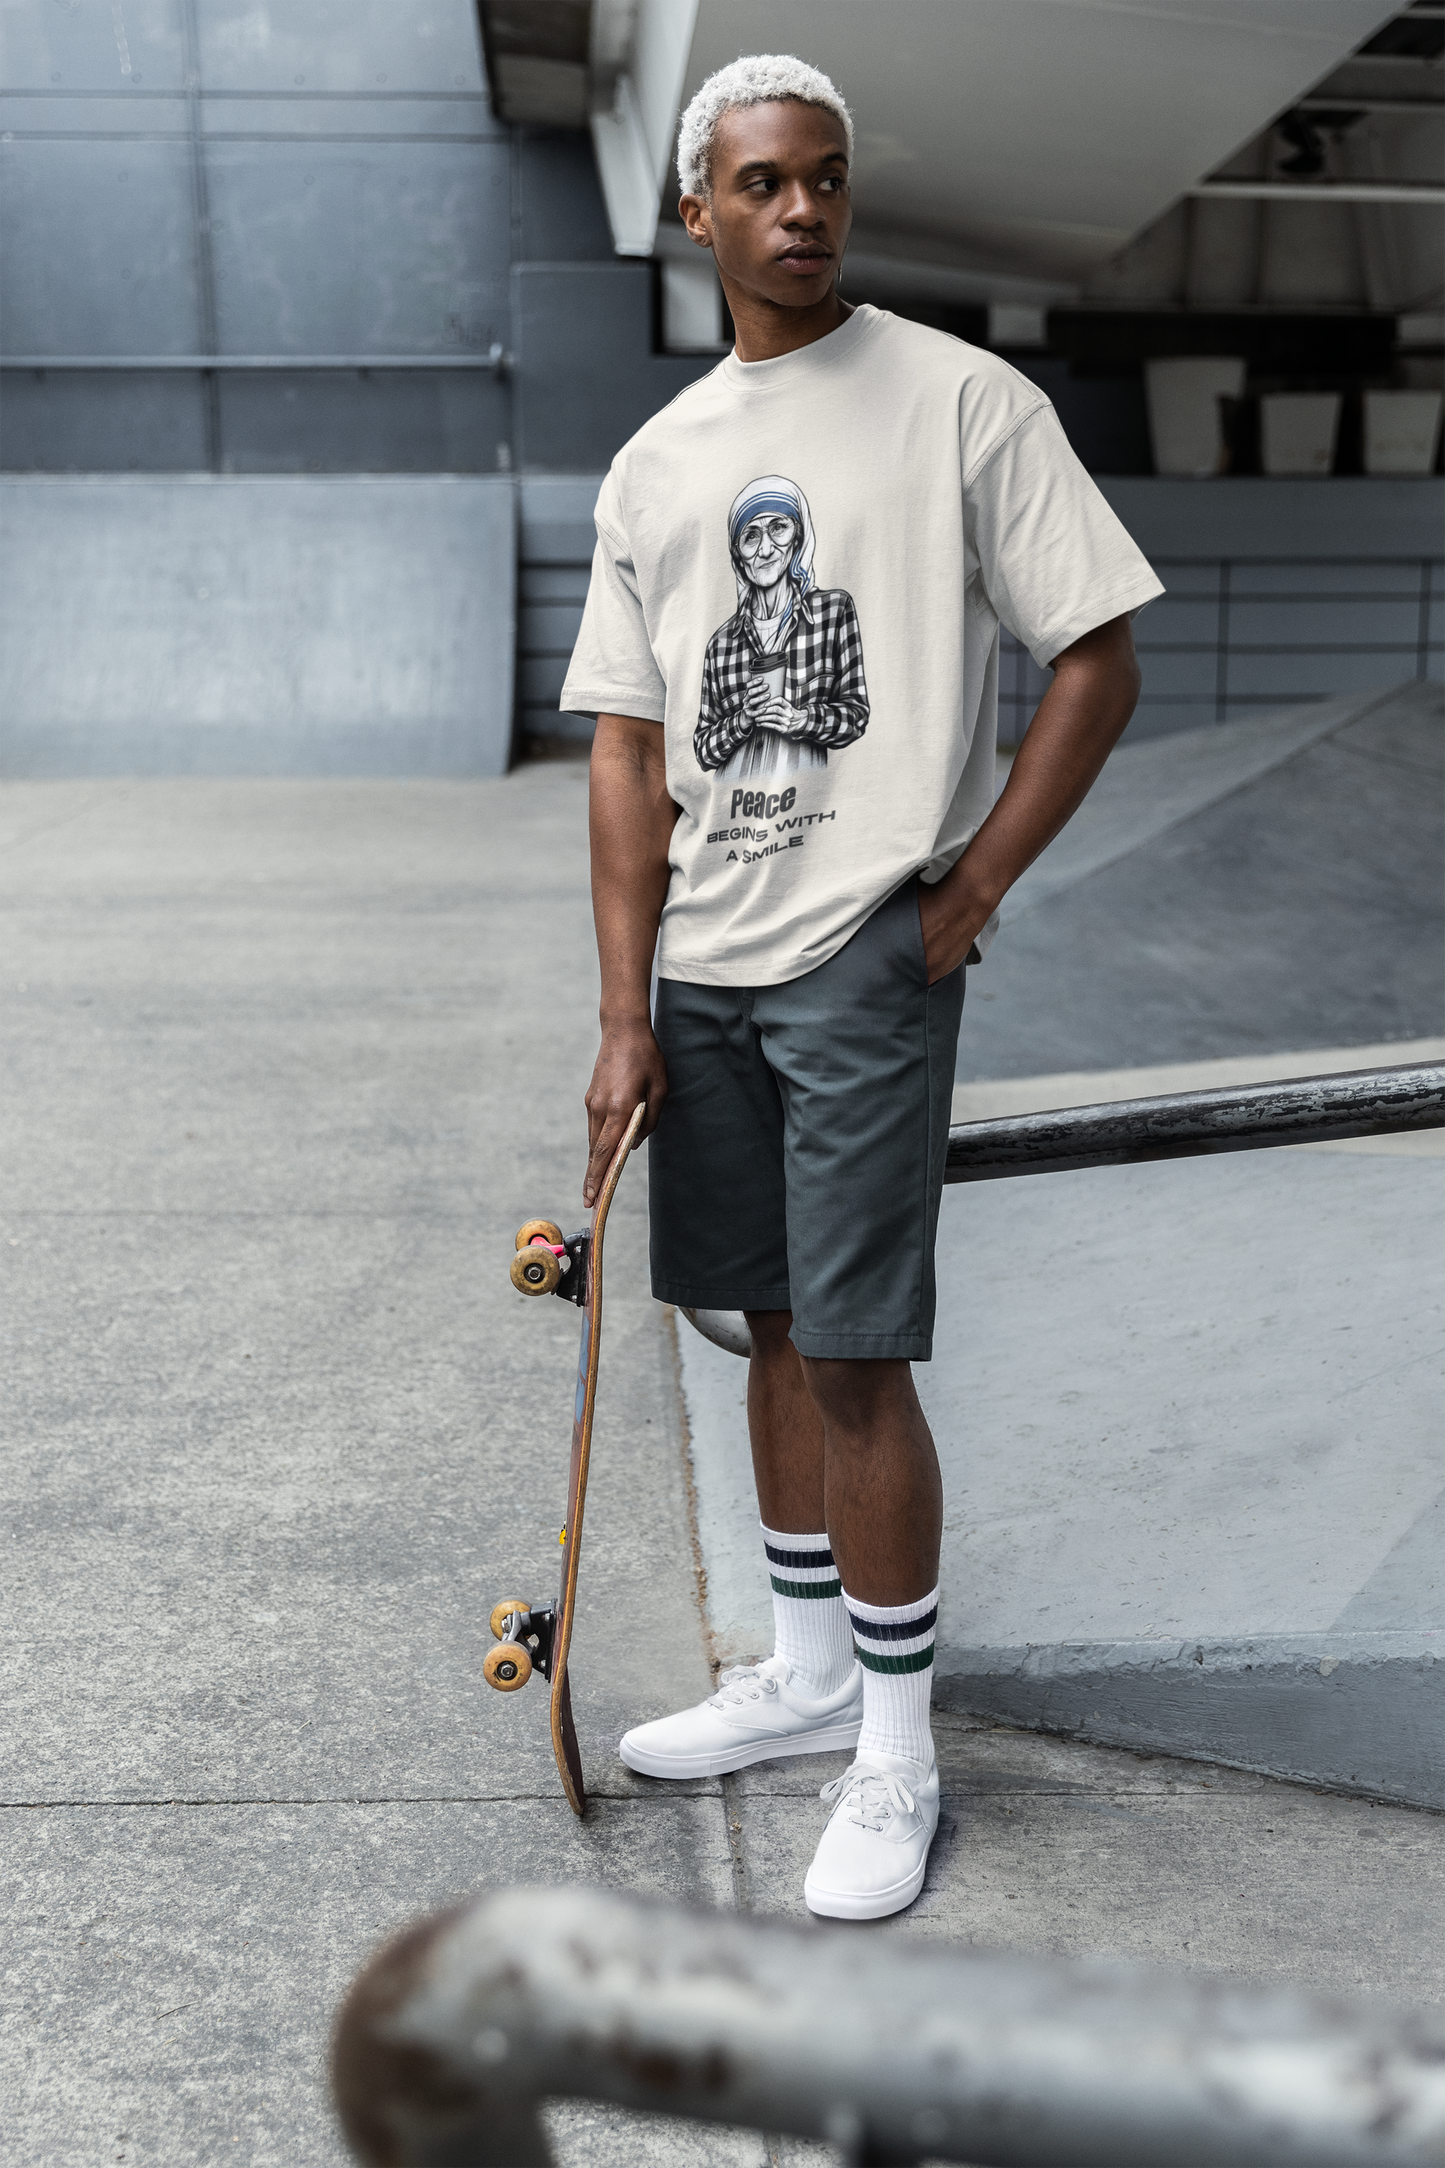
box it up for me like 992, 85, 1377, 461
760, 1524, 855, 1698
844, 1586, 938, 1766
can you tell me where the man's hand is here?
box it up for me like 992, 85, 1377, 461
583, 1018, 666, 1207
586, 713, 679, 1206
917, 614, 1141, 984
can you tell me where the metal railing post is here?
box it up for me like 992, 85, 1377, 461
332, 1885, 1445, 2168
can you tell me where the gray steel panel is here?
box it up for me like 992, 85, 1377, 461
1226, 649, 1419, 697
518, 134, 615, 262
0, 0, 186, 91
1132, 650, 1221, 698
0, 137, 201, 353
0, 368, 208, 469
524, 705, 594, 742
0, 475, 516, 774
520, 601, 583, 652
0, 92, 189, 134
216, 368, 509, 472
519, 565, 591, 602
1126, 701, 1219, 739
514, 264, 715, 471
1098, 477, 1445, 562
194, 0, 483, 94
1146, 561, 1220, 594
1132, 596, 1220, 646
520, 654, 570, 705
517, 471, 602, 559
204, 138, 509, 355
197, 94, 501, 139
1232, 559, 1435, 593
1228, 596, 1423, 648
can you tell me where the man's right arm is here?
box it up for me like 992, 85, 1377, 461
583, 713, 677, 1206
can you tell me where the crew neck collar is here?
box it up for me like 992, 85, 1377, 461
720, 303, 880, 390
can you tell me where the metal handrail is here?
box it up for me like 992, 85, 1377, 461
331, 1884, 1445, 2167
0, 348, 508, 371
682, 1060, 1444, 1357
945, 1058, 1445, 1182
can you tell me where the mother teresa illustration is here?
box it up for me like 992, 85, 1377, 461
693, 475, 869, 781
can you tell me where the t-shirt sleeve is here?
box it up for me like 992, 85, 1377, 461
966, 403, 1164, 669
558, 489, 668, 724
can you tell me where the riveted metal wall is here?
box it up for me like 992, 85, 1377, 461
0, 0, 512, 473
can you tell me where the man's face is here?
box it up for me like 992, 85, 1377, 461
685, 100, 851, 312
738, 512, 798, 589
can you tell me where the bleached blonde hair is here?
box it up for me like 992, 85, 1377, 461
676, 54, 853, 199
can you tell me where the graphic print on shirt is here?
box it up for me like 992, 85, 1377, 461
694, 475, 869, 784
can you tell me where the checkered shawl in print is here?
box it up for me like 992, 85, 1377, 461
693, 587, 869, 773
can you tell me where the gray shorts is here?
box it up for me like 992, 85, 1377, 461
649, 879, 966, 1361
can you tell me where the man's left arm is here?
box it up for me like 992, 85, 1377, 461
918, 613, 1140, 983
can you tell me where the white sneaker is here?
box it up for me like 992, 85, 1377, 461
618, 1656, 863, 1779
803, 1750, 940, 1920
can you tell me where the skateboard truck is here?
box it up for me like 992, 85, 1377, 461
482, 1601, 558, 1691
509, 1221, 590, 1307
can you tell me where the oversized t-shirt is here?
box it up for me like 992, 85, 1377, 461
560, 304, 1162, 987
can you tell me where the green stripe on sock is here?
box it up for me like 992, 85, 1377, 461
855, 1642, 935, 1675
770, 1574, 843, 1600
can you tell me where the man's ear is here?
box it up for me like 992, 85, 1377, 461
679, 195, 713, 250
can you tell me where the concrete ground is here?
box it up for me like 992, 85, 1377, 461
2, 705, 1443, 2165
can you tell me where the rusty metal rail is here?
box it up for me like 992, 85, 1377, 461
332, 1884, 1445, 2168
943, 1059, 1445, 1184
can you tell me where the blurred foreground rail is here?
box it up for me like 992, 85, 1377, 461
332, 1884, 1445, 2167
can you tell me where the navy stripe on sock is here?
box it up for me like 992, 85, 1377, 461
846, 1603, 938, 1642
765, 1541, 835, 1570
856, 1643, 936, 1675
771, 1575, 843, 1600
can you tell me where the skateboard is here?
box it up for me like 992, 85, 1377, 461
483, 1101, 647, 1816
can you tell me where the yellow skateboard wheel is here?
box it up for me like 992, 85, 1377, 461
483, 1642, 532, 1692
489, 1600, 529, 1641
514, 1219, 564, 1252
510, 1246, 561, 1297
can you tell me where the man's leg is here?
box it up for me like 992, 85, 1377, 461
742, 883, 963, 1916
618, 982, 865, 1780
744, 1310, 855, 1700
748, 1326, 941, 1765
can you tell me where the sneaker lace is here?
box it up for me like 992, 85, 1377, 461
706, 1663, 780, 1711
819, 1765, 916, 1832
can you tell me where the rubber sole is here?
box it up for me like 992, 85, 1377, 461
618, 1718, 863, 1781
803, 1856, 929, 1920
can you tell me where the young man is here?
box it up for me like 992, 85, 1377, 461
561, 54, 1161, 1920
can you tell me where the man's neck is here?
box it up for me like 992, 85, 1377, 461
722, 283, 854, 365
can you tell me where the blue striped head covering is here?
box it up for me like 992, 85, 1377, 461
727, 474, 815, 617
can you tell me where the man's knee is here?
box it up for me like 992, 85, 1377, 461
800, 1354, 916, 1431
745, 1308, 796, 1359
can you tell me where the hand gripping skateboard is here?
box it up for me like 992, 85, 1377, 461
483, 1103, 646, 1816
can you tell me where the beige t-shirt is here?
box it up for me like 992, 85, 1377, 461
561, 304, 1162, 987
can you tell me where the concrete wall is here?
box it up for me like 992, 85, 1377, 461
0, 474, 515, 775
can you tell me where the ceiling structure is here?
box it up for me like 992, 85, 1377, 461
1091, 3, 1444, 316
479, 0, 1440, 312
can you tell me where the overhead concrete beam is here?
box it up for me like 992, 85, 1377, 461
680, 0, 1406, 292
590, 0, 700, 256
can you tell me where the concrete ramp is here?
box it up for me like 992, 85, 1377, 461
0, 475, 516, 776
680, 684, 1445, 1806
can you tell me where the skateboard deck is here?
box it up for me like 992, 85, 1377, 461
485, 1102, 646, 1815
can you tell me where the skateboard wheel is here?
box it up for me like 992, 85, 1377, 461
510, 1247, 561, 1297
484, 1642, 532, 1692
489, 1600, 529, 1641
515, 1219, 564, 1253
